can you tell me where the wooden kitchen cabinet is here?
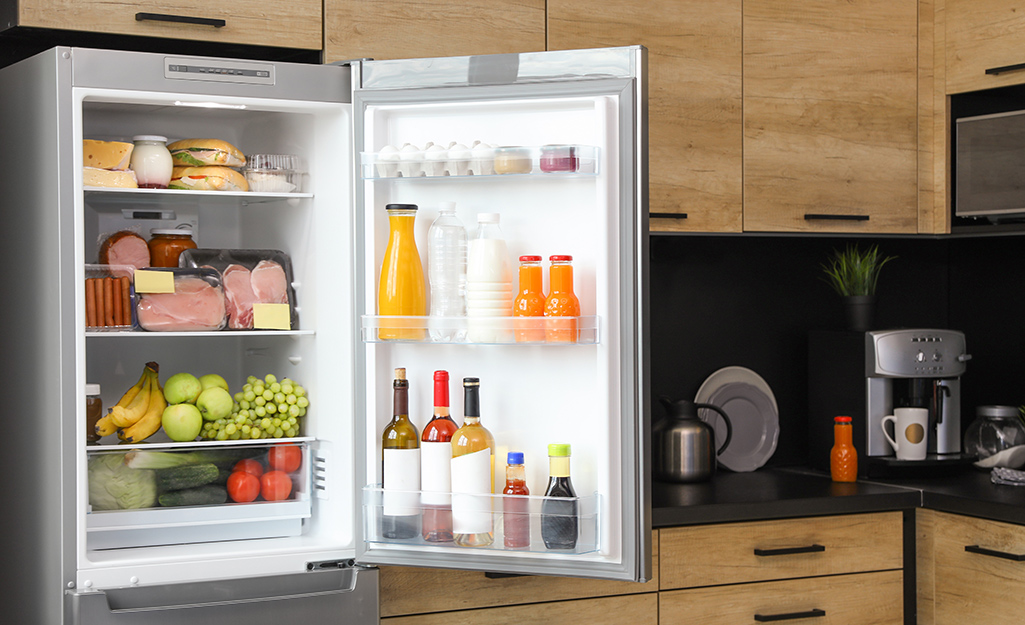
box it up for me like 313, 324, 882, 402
548, 0, 743, 233
379, 531, 658, 621
323, 0, 545, 64
743, 0, 920, 233
946, 0, 1025, 94
6, 0, 321, 50
918, 509, 1025, 625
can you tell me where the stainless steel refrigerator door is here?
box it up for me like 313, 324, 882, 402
67, 566, 378, 624
351, 46, 650, 582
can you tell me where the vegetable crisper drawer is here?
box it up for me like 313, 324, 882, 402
86, 442, 312, 550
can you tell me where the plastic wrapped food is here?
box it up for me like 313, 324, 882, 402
135, 268, 227, 332
179, 249, 298, 330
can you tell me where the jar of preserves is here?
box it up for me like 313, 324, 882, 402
539, 145, 579, 173
148, 228, 197, 268
85, 384, 102, 444
130, 135, 174, 189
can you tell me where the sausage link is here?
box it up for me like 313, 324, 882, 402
120, 276, 131, 326
85, 279, 97, 327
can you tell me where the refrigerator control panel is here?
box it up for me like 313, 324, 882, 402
165, 57, 275, 86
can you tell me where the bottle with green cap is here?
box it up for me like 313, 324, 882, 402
541, 443, 578, 550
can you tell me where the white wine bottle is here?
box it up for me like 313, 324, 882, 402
451, 377, 495, 547
381, 368, 420, 539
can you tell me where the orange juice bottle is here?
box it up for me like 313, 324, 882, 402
513, 255, 545, 342
544, 255, 580, 343
378, 203, 426, 340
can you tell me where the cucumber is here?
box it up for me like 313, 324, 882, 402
155, 463, 221, 492
157, 484, 227, 507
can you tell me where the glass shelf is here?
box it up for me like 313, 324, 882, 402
360, 144, 599, 180
361, 315, 599, 344
84, 187, 312, 209
362, 486, 599, 555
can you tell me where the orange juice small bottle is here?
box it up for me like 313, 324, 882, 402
544, 255, 580, 343
378, 203, 426, 340
513, 255, 545, 342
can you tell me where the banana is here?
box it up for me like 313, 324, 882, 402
112, 364, 151, 410
109, 368, 152, 428
94, 411, 119, 437
120, 377, 166, 443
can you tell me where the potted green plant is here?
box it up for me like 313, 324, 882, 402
821, 244, 896, 331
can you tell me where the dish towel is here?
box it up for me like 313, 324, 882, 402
991, 467, 1025, 486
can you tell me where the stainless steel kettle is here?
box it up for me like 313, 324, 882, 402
654, 396, 733, 483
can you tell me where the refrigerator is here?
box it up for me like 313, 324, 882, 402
0, 45, 649, 624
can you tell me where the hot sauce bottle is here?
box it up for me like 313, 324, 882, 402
544, 255, 580, 343
503, 451, 530, 549
830, 415, 858, 483
421, 370, 458, 542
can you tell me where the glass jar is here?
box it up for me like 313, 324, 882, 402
130, 135, 173, 188
148, 228, 197, 268
493, 147, 532, 174
964, 405, 1025, 468
85, 384, 102, 444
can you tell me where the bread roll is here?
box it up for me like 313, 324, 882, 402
169, 166, 249, 192
83, 140, 134, 170
167, 139, 246, 168
83, 166, 138, 188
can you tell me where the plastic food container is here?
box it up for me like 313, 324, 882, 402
243, 154, 304, 193
493, 146, 533, 174
135, 267, 227, 332
540, 145, 579, 173
179, 249, 298, 331
85, 264, 135, 330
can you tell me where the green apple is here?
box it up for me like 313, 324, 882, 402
196, 386, 233, 422
198, 373, 230, 392
161, 403, 203, 441
164, 372, 202, 405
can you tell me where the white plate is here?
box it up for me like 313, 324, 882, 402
695, 367, 779, 472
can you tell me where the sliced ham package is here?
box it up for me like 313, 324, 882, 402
179, 249, 298, 330
135, 267, 227, 332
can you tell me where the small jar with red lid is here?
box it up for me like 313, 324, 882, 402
148, 227, 197, 268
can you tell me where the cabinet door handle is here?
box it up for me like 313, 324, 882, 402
985, 62, 1025, 76
135, 12, 226, 28
650, 212, 688, 219
965, 544, 1025, 561
754, 608, 826, 622
754, 544, 825, 557
803, 213, 869, 221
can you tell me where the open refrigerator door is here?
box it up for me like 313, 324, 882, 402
352, 46, 650, 581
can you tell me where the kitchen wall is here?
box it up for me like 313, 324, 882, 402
649, 232, 1025, 467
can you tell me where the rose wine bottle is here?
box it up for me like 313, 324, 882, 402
541, 443, 578, 550
451, 377, 495, 547
421, 370, 458, 542
381, 368, 420, 540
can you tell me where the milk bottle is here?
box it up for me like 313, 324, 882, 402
465, 213, 513, 343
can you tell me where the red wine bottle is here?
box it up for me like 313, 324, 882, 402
421, 370, 458, 542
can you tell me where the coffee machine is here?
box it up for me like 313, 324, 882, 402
808, 328, 971, 477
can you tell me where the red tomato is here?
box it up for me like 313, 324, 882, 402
268, 445, 302, 473
260, 470, 293, 501
227, 471, 261, 503
234, 458, 264, 477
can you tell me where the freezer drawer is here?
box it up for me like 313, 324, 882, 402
67, 566, 377, 625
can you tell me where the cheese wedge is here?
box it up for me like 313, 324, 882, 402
83, 140, 134, 171
83, 166, 138, 189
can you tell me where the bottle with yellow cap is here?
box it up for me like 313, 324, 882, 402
541, 443, 578, 549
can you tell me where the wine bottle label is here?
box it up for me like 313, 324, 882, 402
383, 448, 421, 516
421, 441, 452, 506
451, 449, 493, 534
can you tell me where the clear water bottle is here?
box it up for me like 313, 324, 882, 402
428, 202, 467, 342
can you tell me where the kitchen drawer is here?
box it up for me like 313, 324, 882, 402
380, 530, 658, 617
382, 593, 657, 625
660, 570, 903, 625
660, 512, 902, 589
930, 510, 1025, 624
14, 0, 322, 50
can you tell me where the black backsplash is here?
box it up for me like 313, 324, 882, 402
648, 233, 1025, 468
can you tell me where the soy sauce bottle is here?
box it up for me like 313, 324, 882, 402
541, 443, 578, 550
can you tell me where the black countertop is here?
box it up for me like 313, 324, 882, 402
651, 466, 1025, 528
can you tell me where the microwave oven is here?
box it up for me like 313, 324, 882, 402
956, 109, 1025, 221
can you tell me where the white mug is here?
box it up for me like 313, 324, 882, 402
881, 407, 929, 461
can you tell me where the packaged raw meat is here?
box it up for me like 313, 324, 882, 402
135, 268, 227, 332
179, 249, 298, 330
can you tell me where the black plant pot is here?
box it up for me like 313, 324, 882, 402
844, 295, 876, 332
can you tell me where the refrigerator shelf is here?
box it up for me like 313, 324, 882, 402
362, 486, 599, 555
360, 315, 599, 344
86, 329, 315, 338
360, 144, 599, 180
87, 436, 315, 453
84, 187, 313, 207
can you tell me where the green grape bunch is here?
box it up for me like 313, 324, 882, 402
202, 373, 310, 441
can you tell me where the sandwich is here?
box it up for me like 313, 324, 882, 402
169, 166, 249, 192
167, 139, 246, 168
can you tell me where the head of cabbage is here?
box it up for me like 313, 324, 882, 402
88, 453, 157, 510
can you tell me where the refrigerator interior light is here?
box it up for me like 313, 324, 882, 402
173, 100, 248, 110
